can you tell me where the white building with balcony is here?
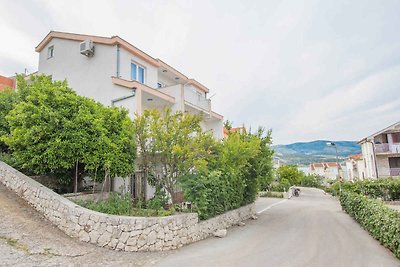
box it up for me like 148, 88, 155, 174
35, 31, 224, 197
358, 121, 400, 179
36, 31, 223, 138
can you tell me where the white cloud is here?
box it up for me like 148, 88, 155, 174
0, 0, 400, 145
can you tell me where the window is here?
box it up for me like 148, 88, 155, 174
47, 46, 54, 59
131, 62, 145, 84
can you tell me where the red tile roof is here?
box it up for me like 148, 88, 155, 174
349, 154, 362, 160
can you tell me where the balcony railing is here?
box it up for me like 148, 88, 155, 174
390, 168, 400, 176
375, 143, 400, 154
184, 88, 211, 112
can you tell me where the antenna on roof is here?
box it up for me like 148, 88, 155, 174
209, 93, 216, 99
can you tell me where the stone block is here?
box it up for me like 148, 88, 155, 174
213, 229, 227, 238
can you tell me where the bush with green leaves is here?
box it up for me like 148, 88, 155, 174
181, 129, 274, 220
340, 191, 400, 259
341, 178, 400, 201
77, 193, 173, 217
300, 174, 323, 188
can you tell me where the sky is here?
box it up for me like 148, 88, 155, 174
1, 0, 400, 145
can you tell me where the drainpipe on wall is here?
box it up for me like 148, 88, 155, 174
116, 44, 120, 78
111, 89, 136, 107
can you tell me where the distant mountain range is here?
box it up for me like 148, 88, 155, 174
273, 140, 361, 165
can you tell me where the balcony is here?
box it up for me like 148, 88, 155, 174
390, 168, 400, 176
375, 143, 400, 154
184, 88, 211, 112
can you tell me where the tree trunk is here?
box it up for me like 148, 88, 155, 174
74, 159, 78, 193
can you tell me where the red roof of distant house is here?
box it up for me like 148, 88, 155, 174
223, 127, 246, 138
349, 154, 362, 160
310, 162, 341, 170
0, 75, 15, 91
324, 162, 340, 167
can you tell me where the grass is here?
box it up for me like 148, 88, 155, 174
0, 236, 29, 253
75, 193, 174, 217
259, 191, 284, 198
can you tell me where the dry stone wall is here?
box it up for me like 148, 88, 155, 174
0, 161, 255, 251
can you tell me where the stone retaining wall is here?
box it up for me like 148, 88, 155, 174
0, 162, 255, 251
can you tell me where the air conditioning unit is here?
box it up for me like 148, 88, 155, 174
80, 40, 94, 57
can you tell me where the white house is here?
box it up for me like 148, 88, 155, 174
35, 31, 224, 198
358, 121, 400, 179
309, 162, 342, 180
345, 154, 365, 181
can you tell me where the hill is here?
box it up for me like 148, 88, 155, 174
273, 140, 361, 165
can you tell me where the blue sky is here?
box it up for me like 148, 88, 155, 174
1, 0, 399, 144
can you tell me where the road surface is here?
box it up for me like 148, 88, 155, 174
1, 183, 399, 267
154, 188, 400, 267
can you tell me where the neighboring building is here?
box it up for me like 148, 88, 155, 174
35, 31, 224, 198
310, 162, 342, 180
345, 154, 365, 181
273, 157, 283, 169
223, 126, 246, 139
358, 121, 400, 179
0, 75, 15, 90
297, 165, 310, 175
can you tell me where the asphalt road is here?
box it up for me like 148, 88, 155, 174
154, 188, 400, 267
1, 183, 399, 267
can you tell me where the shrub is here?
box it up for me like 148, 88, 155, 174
341, 179, 400, 201
340, 191, 400, 259
77, 193, 173, 217
259, 191, 284, 198
301, 174, 323, 188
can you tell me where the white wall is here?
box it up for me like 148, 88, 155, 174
376, 156, 390, 177
361, 141, 376, 179
202, 119, 223, 139
118, 47, 158, 89
38, 39, 140, 120
356, 160, 366, 180
158, 84, 183, 112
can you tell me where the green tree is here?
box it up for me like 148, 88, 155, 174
244, 127, 274, 194
133, 108, 214, 203
5, 75, 136, 191
0, 88, 19, 153
276, 165, 304, 186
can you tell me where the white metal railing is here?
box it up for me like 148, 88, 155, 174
375, 143, 400, 154
375, 143, 389, 153
184, 87, 211, 112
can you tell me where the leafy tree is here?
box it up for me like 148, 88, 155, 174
133, 108, 214, 203
223, 120, 233, 130
243, 127, 274, 198
5, 75, 136, 191
0, 88, 19, 153
300, 174, 323, 188
276, 165, 304, 186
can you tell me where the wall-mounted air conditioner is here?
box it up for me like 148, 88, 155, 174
80, 40, 94, 57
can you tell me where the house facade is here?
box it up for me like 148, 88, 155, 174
36, 31, 223, 138
345, 154, 365, 181
35, 31, 224, 198
309, 162, 342, 180
358, 121, 400, 179
0, 75, 15, 91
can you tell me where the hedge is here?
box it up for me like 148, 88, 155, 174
341, 179, 400, 201
340, 191, 400, 259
